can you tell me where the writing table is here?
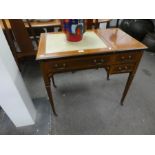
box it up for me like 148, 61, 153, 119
36, 28, 147, 116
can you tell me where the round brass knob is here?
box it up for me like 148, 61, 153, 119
125, 66, 128, 69
128, 55, 132, 59
94, 59, 97, 63
119, 67, 122, 70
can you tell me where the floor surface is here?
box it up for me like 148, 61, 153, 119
0, 51, 155, 135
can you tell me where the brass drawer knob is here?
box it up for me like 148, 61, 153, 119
121, 56, 125, 60
54, 64, 58, 67
93, 59, 97, 63
118, 67, 122, 70
128, 55, 132, 59
63, 63, 66, 67
125, 66, 128, 69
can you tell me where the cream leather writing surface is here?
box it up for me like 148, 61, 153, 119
45, 31, 107, 54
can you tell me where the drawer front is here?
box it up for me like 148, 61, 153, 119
42, 52, 142, 73
109, 64, 135, 74
46, 55, 112, 72
113, 52, 141, 64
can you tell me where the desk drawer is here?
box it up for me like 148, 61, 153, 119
110, 64, 135, 74
113, 52, 141, 64
47, 55, 112, 72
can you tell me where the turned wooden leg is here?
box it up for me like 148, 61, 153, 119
51, 75, 57, 88
120, 72, 134, 105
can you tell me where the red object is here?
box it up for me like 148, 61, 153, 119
66, 32, 83, 42
61, 19, 85, 42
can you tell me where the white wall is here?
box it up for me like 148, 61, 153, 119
0, 27, 36, 127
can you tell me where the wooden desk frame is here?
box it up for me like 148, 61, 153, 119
37, 28, 147, 116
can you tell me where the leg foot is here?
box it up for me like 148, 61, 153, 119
51, 75, 57, 88
120, 72, 134, 105
107, 72, 110, 80
120, 100, 124, 106
107, 75, 110, 80
46, 85, 57, 116
105, 67, 110, 80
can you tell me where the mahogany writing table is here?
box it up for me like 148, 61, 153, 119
36, 28, 147, 116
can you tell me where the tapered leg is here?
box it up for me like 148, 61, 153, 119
40, 63, 57, 116
120, 51, 143, 105
105, 67, 110, 80
120, 72, 134, 105
51, 75, 57, 88
45, 85, 57, 116
107, 71, 110, 80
